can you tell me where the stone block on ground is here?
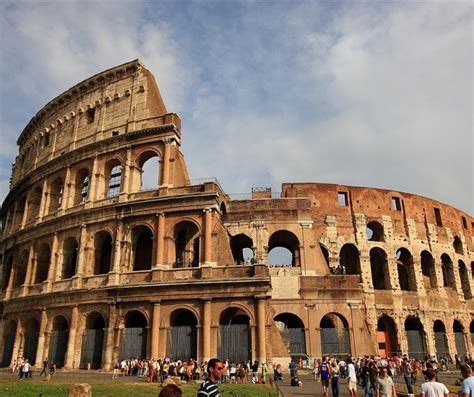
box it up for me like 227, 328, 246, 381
162, 376, 182, 386
68, 383, 92, 397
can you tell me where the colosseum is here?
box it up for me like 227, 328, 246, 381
0, 59, 472, 370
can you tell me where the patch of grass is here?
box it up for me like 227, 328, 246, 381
0, 379, 277, 397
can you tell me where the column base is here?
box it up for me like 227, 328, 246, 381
107, 272, 120, 286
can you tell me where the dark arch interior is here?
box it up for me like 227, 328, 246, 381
441, 254, 455, 289
86, 313, 105, 329
370, 248, 389, 290
174, 221, 200, 267
52, 316, 68, 331
453, 236, 463, 255
367, 221, 384, 241
220, 308, 250, 325
125, 311, 148, 328
453, 321, 464, 333
171, 310, 198, 326
320, 313, 348, 329
274, 313, 304, 328
13, 250, 29, 288
320, 244, 329, 267
2, 255, 13, 290
133, 226, 153, 271
340, 244, 360, 275
405, 317, 423, 331
434, 320, 446, 332
421, 251, 437, 289
230, 234, 253, 264
95, 231, 112, 275
35, 244, 51, 284
62, 237, 78, 279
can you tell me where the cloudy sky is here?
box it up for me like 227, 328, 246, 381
0, 1, 472, 214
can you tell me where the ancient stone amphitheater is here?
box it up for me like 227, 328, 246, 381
1, 60, 472, 370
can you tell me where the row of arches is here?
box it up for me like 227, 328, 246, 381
4, 149, 163, 233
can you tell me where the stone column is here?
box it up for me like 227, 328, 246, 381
359, 254, 373, 290
103, 304, 116, 370
38, 179, 49, 222
22, 244, 35, 295
88, 156, 99, 202
64, 306, 79, 369
60, 166, 72, 211
108, 219, 123, 285
150, 301, 161, 359
202, 299, 211, 362
203, 208, 213, 265
256, 297, 267, 363
154, 213, 165, 267
43, 233, 58, 293
11, 318, 23, 366
35, 309, 48, 366
121, 147, 132, 196
20, 198, 29, 229
73, 225, 87, 288
161, 139, 171, 186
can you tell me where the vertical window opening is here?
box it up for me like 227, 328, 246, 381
391, 197, 401, 211
434, 208, 442, 227
338, 192, 348, 207
107, 165, 122, 198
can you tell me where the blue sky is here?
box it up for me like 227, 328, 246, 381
0, 0, 472, 214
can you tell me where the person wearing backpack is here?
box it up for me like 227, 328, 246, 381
320, 357, 331, 397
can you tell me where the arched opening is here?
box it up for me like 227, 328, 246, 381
80, 313, 105, 369
433, 320, 449, 360
220, 202, 227, 216
340, 244, 361, 276
230, 234, 254, 265
120, 311, 148, 359
48, 177, 64, 213
23, 318, 40, 365
132, 226, 153, 271
174, 221, 200, 268
453, 236, 464, 255
458, 261, 471, 299
106, 160, 122, 198
396, 248, 416, 291
320, 313, 351, 356
26, 186, 42, 223
421, 251, 437, 289
441, 254, 456, 289
35, 244, 51, 284
377, 316, 398, 358
219, 308, 251, 363
15, 196, 26, 229
1, 320, 17, 367
405, 317, 427, 360
139, 151, 160, 191
454, 320, 467, 356
13, 249, 29, 288
274, 313, 306, 358
366, 221, 384, 241
320, 244, 330, 268
62, 237, 78, 279
94, 231, 112, 275
268, 230, 301, 267
48, 316, 69, 368
2, 254, 13, 290
370, 248, 390, 290
74, 168, 91, 205
168, 309, 198, 361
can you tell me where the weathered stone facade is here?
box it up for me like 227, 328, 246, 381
1, 60, 473, 369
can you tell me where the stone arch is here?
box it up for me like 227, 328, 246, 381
94, 230, 113, 275
396, 248, 416, 291
377, 315, 398, 357
48, 315, 69, 368
458, 260, 471, 299
80, 312, 105, 369
120, 310, 148, 359
61, 237, 78, 279
138, 150, 161, 191
13, 249, 29, 288
173, 220, 200, 268
131, 225, 154, 271
320, 312, 351, 357
230, 233, 254, 265
105, 158, 123, 198
1, 320, 17, 367
340, 243, 360, 275
15, 195, 26, 229
26, 185, 42, 223
35, 243, 51, 284
73, 167, 91, 205
441, 254, 456, 289
370, 247, 390, 290
23, 317, 40, 365
218, 306, 252, 363
421, 251, 437, 289
268, 230, 301, 267
433, 320, 449, 359
453, 320, 467, 356
274, 312, 306, 356
367, 221, 384, 242
167, 308, 198, 361
405, 317, 427, 360
48, 176, 64, 214
453, 236, 464, 255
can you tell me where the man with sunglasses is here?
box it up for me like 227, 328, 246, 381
198, 358, 223, 397
376, 366, 396, 397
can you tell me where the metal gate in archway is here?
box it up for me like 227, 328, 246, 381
455, 332, 467, 356
281, 328, 306, 356
320, 328, 350, 356
168, 326, 197, 361
434, 332, 449, 359
80, 329, 104, 369
120, 327, 147, 359
218, 324, 250, 363
406, 330, 426, 360
48, 330, 68, 368
23, 331, 39, 364
1, 332, 15, 367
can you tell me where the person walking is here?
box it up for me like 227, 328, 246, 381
401, 357, 414, 395
420, 370, 449, 397
330, 361, 340, 397
376, 367, 396, 397
320, 357, 330, 397
348, 359, 358, 397
198, 358, 223, 397
460, 364, 474, 397
39, 358, 48, 378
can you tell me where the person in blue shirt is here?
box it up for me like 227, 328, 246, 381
460, 364, 474, 397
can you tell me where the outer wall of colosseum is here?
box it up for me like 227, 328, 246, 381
0, 60, 472, 370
